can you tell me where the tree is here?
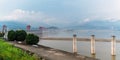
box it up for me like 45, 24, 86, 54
7, 30, 16, 41
25, 34, 39, 45
16, 30, 27, 41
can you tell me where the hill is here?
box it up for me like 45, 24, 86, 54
0, 21, 27, 30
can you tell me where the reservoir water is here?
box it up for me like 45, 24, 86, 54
32, 29, 120, 60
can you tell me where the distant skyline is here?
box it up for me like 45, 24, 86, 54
0, 0, 120, 28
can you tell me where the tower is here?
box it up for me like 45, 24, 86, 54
26, 25, 31, 31
39, 26, 44, 37
2, 25, 7, 33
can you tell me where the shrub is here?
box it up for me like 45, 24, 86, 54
7, 30, 16, 41
0, 39, 38, 60
16, 30, 27, 41
0, 32, 4, 37
25, 34, 39, 45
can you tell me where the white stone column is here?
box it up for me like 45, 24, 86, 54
111, 36, 116, 56
73, 34, 77, 54
91, 35, 95, 55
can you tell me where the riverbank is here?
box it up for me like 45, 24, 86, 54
9, 41, 99, 60
40, 37, 120, 42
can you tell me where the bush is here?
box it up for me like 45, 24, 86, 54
25, 34, 39, 45
16, 30, 27, 41
0, 39, 38, 60
7, 30, 16, 41
0, 32, 4, 37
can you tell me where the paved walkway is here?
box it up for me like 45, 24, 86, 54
9, 42, 99, 60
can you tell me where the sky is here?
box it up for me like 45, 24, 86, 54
0, 0, 120, 27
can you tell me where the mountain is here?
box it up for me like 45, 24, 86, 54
65, 20, 120, 30
0, 21, 61, 30
0, 21, 27, 30
1, 20, 120, 31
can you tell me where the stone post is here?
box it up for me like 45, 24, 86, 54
112, 55, 116, 60
111, 36, 116, 56
91, 35, 95, 55
73, 34, 77, 54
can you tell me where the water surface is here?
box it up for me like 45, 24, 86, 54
34, 30, 120, 60
39, 40, 120, 60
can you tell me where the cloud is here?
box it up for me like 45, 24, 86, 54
83, 18, 91, 23
104, 17, 119, 22
0, 9, 58, 26
82, 15, 120, 24
1, 9, 120, 28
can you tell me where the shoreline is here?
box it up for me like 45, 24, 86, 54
40, 37, 120, 42
9, 41, 99, 60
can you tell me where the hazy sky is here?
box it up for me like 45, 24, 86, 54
0, 0, 120, 27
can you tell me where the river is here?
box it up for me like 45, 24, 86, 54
33, 29, 120, 60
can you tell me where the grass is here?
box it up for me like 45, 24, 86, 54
0, 39, 39, 60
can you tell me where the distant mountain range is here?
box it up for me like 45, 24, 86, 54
65, 20, 120, 30
0, 21, 27, 30
0, 21, 59, 30
0, 20, 120, 30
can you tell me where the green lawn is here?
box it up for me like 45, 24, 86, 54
0, 39, 39, 60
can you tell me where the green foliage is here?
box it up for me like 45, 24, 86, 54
26, 34, 39, 45
0, 39, 39, 60
0, 32, 4, 37
16, 30, 27, 41
7, 30, 16, 41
